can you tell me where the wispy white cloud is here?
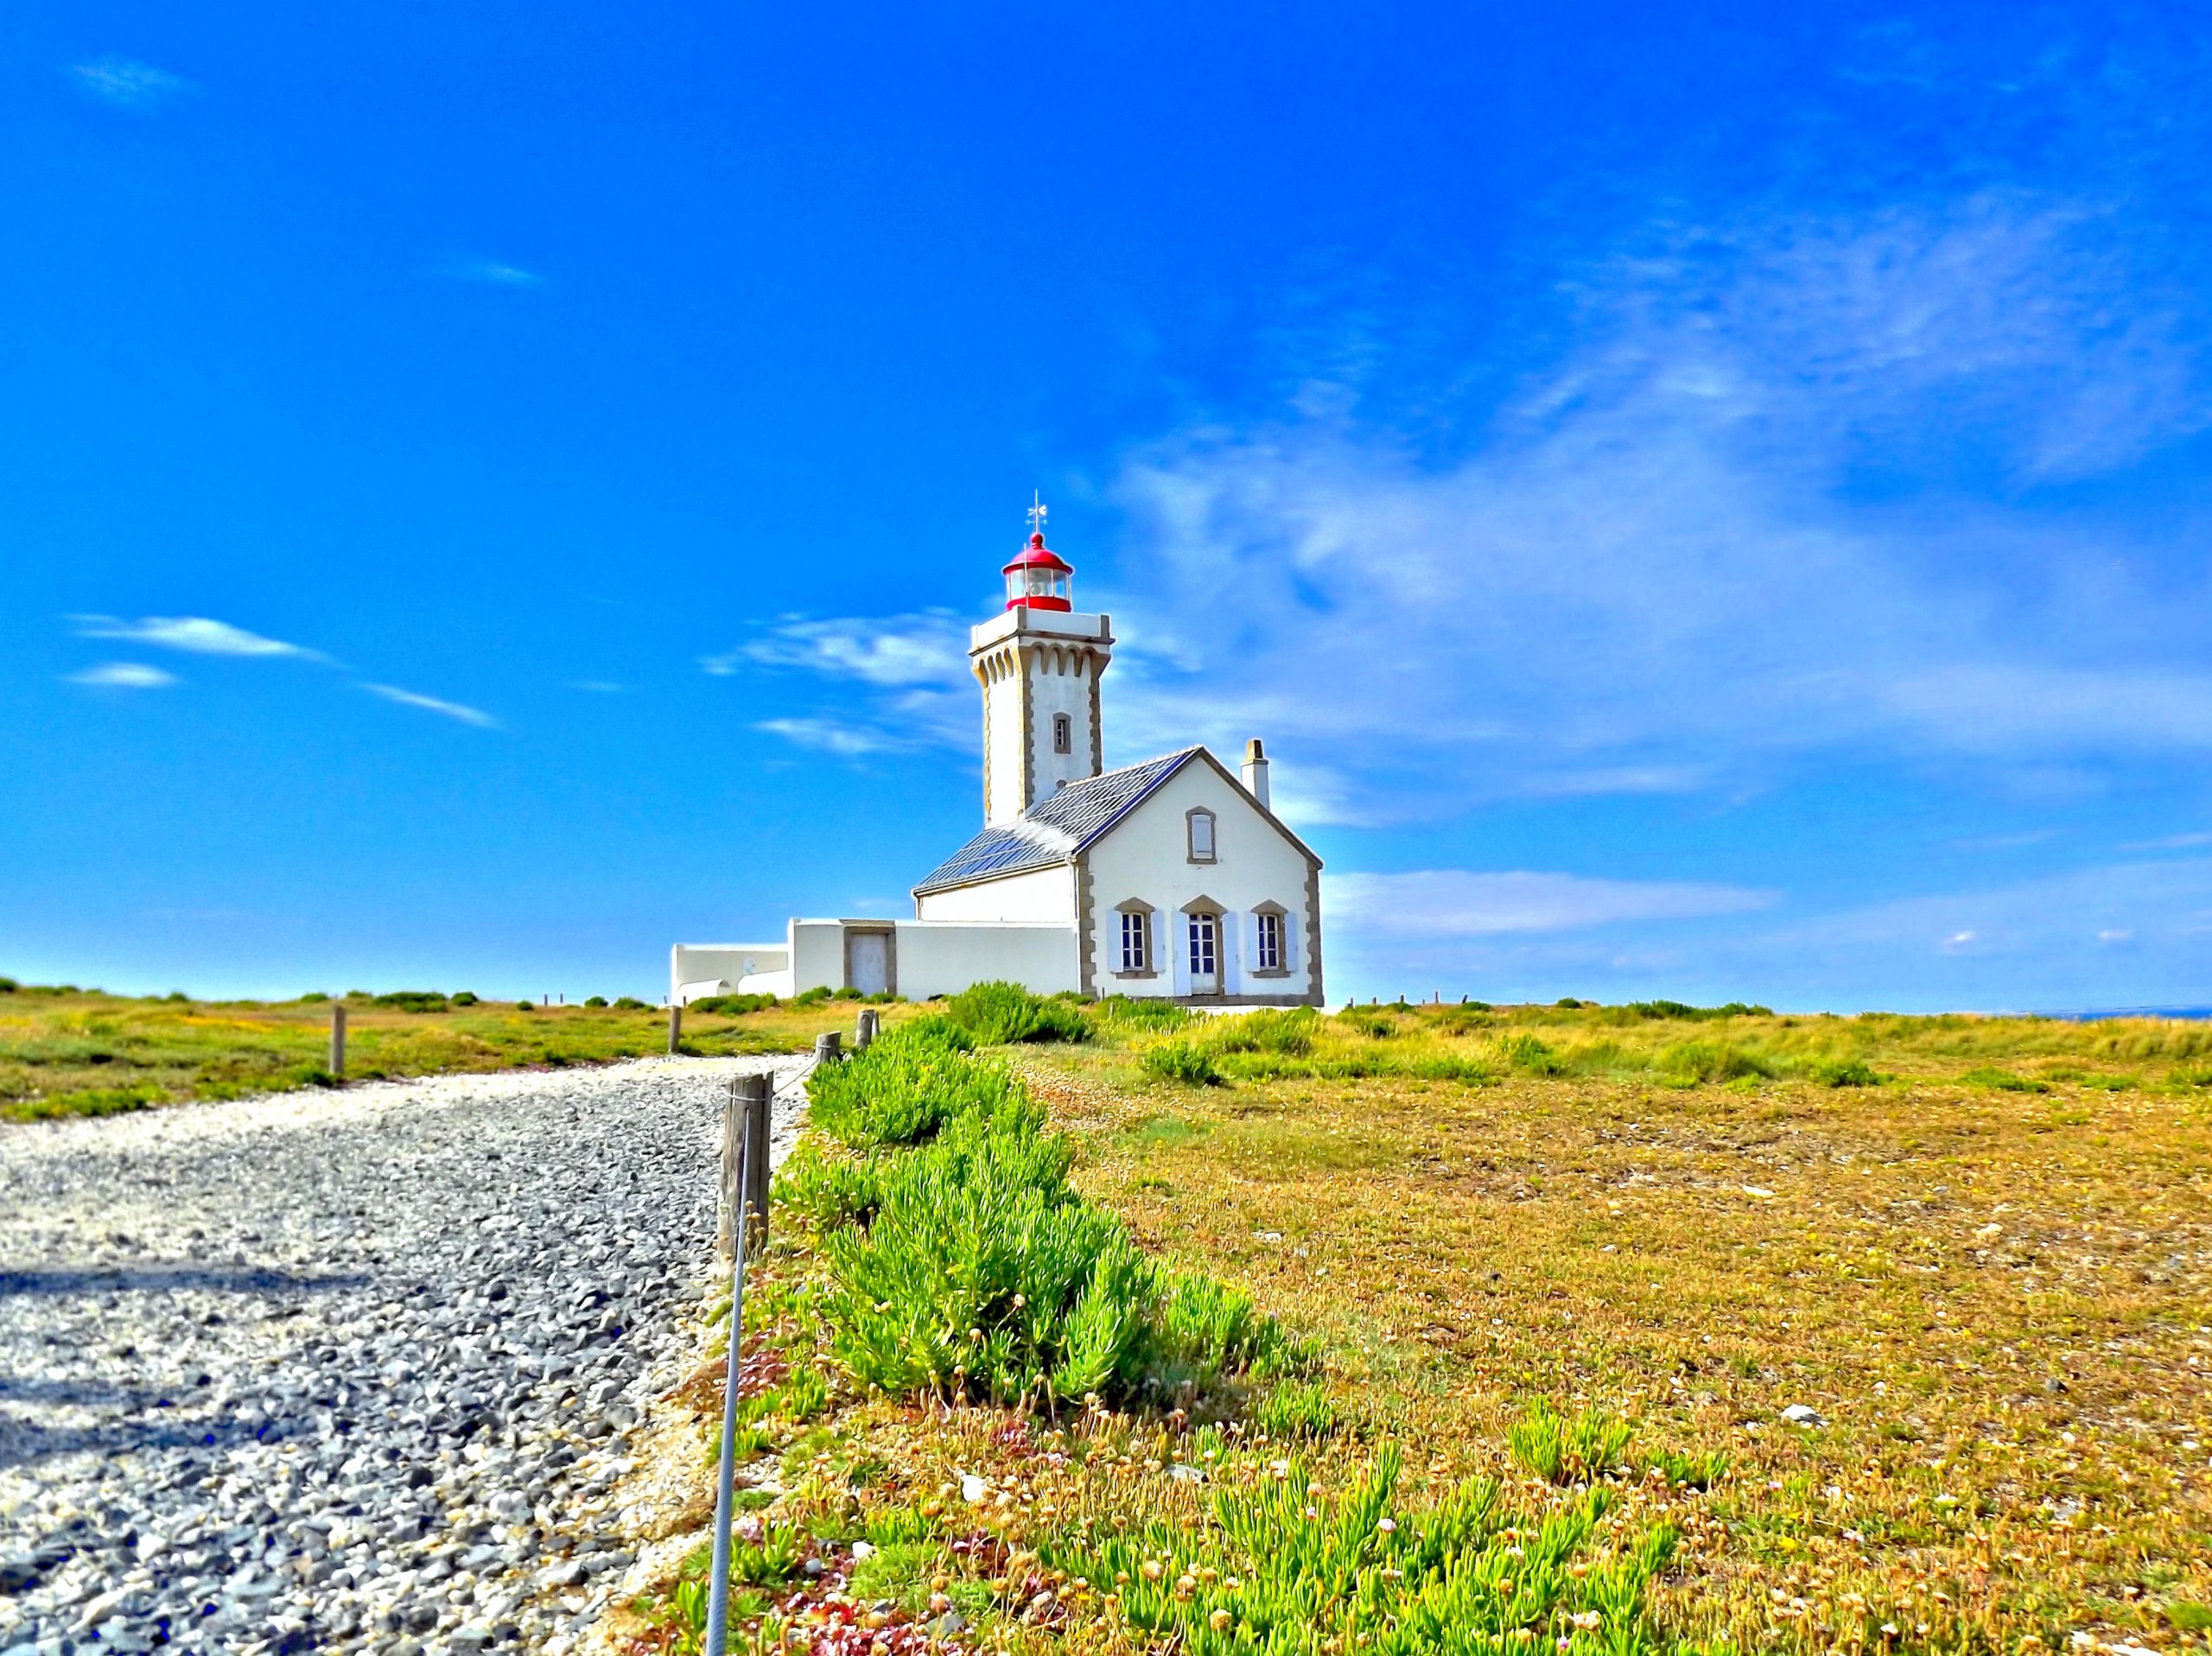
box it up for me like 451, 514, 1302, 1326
72, 615, 321, 660
66, 662, 177, 689
709, 612, 984, 762
1319, 856, 2212, 1009
447, 258, 545, 287
753, 718, 904, 757
715, 612, 969, 687
1770, 856, 2212, 958
362, 683, 499, 728
1097, 192, 2212, 822
69, 57, 192, 108
1328, 870, 1777, 936
1880, 666, 2212, 752
1519, 766, 1711, 798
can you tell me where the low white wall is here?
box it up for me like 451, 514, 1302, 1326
791, 921, 847, 995
893, 920, 1079, 999
678, 919, 1081, 1003
670, 944, 789, 1004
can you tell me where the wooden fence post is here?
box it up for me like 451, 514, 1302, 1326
718, 1077, 744, 1259
667, 1003, 683, 1056
329, 1005, 346, 1082
855, 1008, 879, 1050
813, 1031, 842, 1066
739, 1073, 771, 1253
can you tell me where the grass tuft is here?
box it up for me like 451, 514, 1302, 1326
1141, 1038, 1225, 1087
1507, 1399, 1634, 1484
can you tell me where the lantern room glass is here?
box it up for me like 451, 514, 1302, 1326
1007, 568, 1070, 605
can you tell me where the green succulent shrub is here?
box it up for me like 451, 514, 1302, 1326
689, 993, 779, 1015
784, 1023, 1286, 1408
1508, 1400, 1635, 1485
1046, 1444, 1680, 1656
945, 979, 1091, 1044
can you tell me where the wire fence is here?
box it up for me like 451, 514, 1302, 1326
705, 1031, 852, 1653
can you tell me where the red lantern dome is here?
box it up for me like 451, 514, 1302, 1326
1002, 532, 1074, 612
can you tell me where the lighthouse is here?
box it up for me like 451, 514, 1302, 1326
672, 495, 1324, 1008
969, 504, 1115, 825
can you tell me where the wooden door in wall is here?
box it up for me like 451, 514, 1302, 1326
849, 931, 889, 996
1186, 913, 1219, 994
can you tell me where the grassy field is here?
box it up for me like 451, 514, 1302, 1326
0, 980, 912, 1122
10, 976, 2209, 1648
1035, 1005, 2212, 1653
618, 999, 2211, 1656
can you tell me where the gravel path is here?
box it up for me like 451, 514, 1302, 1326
0, 1056, 809, 1656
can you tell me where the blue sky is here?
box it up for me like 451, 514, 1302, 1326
6, 2, 2212, 1009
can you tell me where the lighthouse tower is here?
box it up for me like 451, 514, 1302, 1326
969, 502, 1115, 824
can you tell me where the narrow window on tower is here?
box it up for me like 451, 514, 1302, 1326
1052, 713, 1071, 755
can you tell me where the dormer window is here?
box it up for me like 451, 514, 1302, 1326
1186, 807, 1216, 863
1052, 713, 1071, 754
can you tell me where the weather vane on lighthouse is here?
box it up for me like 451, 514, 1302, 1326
1027, 492, 1048, 539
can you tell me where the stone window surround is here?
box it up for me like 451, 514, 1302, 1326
1052, 712, 1072, 755
1185, 806, 1217, 864
1180, 897, 1224, 992
1112, 898, 1157, 978
1176, 906, 1230, 994
1250, 900, 1292, 978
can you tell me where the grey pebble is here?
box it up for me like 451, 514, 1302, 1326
0, 1056, 807, 1655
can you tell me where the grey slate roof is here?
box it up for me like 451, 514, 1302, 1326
912, 748, 1201, 895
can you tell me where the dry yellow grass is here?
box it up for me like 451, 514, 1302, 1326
1014, 1006, 2212, 1652
0, 985, 919, 1120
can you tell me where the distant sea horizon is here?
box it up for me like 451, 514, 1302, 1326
2027, 1006, 2212, 1022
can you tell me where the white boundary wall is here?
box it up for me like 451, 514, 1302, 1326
672, 920, 1078, 1003
896, 920, 1078, 998
669, 944, 789, 1004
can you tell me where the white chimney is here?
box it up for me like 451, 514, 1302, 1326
1241, 737, 1271, 811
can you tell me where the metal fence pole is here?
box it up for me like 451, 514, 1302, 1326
329, 1005, 346, 1082
707, 1072, 772, 1656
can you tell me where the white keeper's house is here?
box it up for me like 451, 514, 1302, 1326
671, 517, 1323, 1007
